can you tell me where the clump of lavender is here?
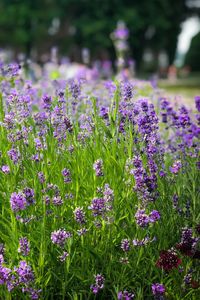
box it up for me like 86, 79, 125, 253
62, 168, 71, 183
88, 198, 105, 217
121, 239, 130, 252
10, 192, 27, 212
135, 209, 160, 228
53, 196, 63, 206
74, 207, 86, 224
42, 94, 52, 111
151, 283, 165, 299
51, 229, 72, 247
118, 290, 135, 299
23, 188, 35, 205
93, 159, 103, 177
15, 260, 34, 285
121, 81, 134, 102
7, 148, 20, 164
90, 274, 105, 294
18, 237, 30, 256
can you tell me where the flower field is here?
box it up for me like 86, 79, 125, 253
0, 63, 199, 299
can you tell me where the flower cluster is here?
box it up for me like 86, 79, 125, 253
135, 209, 160, 228
156, 250, 182, 272
18, 237, 30, 256
90, 274, 105, 294
51, 229, 72, 247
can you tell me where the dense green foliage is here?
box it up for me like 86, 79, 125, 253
0, 0, 190, 67
185, 32, 200, 71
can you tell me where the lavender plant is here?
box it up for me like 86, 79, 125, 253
0, 62, 199, 299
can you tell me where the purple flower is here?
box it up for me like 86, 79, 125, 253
149, 210, 161, 223
170, 160, 182, 174
10, 192, 27, 212
23, 188, 35, 205
53, 196, 63, 206
74, 207, 86, 224
38, 172, 45, 183
121, 239, 130, 252
7, 148, 20, 164
121, 82, 134, 101
77, 228, 88, 236
195, 96, 200, 112
152, 283, 165, 296
51, 229, 72, 247
93, 159, 103, 177
118, 290, 135, 299
42, 94, 52, 110
0, 265, 11, 284
15, 261, 34, 284
90, 274, 105, 294
58, 251, 69, 262
18, 237, 30, 256
62, 168, 71, 183
68, 79, 81, 99
22, 287, 41, 299
88, 198, 105, 216
135, 209, 149, 228
1, 165, 10, 174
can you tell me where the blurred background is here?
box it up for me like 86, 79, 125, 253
0, 0, 200, 97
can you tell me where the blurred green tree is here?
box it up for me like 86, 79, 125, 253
184, 31, 200, 71
0, 0, 193, 69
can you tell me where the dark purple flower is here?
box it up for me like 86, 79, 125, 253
121, 239, 130, 252
23, 188, 35, 205
152, 283, 165, 296
195, 96, 200, 112
118, 290, 135, 299
42, 94, 52, 110
156, 250, 182, 272
149, 210, 161, 223
90, 274, 105, 294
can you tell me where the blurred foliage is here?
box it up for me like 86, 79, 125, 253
185, 31, 200, 71
0, 0, 196, 68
